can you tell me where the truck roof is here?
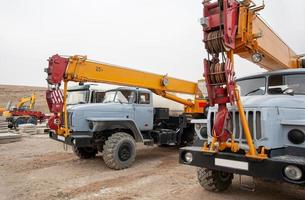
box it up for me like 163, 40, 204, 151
106, 87, 151, 93
68, 84, 105, 92
237, 68, 305, 81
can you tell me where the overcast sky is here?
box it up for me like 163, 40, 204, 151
0, 0, 304, 87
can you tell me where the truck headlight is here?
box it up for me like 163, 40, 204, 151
195, 124, 202, 131
252, 52, 263, 63
200, 127, 208, 138
284, 165, 302, 181
288, 129, 305, 144
184, 152, 193, 163
195, 123, 207, 139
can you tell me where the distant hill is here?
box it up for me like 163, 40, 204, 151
0, 84, 49, 113
0, 84, 186, 116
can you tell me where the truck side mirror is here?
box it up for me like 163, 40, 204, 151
283, 88, 294, 96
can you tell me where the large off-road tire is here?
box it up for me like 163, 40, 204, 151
14, 117, 27, 128
27, 117, 38, 125
197, 168, 233, 192
102, 132, 136, 170
73, 146, 97, 159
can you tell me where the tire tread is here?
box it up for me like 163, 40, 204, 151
197, 168, 233, 192
102, 132, 136, 170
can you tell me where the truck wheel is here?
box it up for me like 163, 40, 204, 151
14, 117, 27, 128
73, 146, 97, 159
102, 132, 136, 170
197, 168, 233, 192
27, 117, 38, 125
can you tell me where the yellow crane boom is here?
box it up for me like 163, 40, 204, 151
64, 56, 197, 95
234, 2, 304, 70
47, 55, 206, 112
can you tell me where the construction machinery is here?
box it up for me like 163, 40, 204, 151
179, 0, 305, 191
2, 93, 46, 128
45, 55, 207, 169
15, 93, 36, 110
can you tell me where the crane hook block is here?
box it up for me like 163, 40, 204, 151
202, 0, 239, 50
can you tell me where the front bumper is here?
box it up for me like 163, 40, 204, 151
49, 131, 93, 147
179, 146, 305, 185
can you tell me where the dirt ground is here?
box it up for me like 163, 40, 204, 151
1, 135, 305, 200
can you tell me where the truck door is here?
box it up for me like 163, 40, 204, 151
134, 91, 154, 131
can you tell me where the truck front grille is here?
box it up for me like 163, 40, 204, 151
231, 111, 262, 141
210, 110, 262, 142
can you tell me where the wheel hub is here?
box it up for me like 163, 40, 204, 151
219, 171, 231, 181
118, 144, 131, 161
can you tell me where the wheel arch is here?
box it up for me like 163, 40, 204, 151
87, 118, 143, 142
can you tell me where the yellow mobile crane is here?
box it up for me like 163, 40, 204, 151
180, 0, 305, 191
46, 55, 207, 169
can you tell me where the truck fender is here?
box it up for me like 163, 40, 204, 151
86, 117, 143, 142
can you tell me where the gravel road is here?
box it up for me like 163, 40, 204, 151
0, 135, 304, 200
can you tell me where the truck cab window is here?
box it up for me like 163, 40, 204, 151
67, 90, 89, 105
237, 77, 266, 96
115, 90, 136, 104
103, 90, 136, 104
138, 93, 150, 104
268, 74, 305, 95
123, 90, 136, 103
95, 92, 105, 103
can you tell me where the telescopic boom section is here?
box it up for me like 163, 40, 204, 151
234, 2, 305, 70
202, 0, 304, 70
47, 55, 198, 94
45, 54, 207, 115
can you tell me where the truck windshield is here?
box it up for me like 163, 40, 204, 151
237, 77, 266, 96
103, 90, 136, 104
268, 74, 305, 95
67, 90, 89, 105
